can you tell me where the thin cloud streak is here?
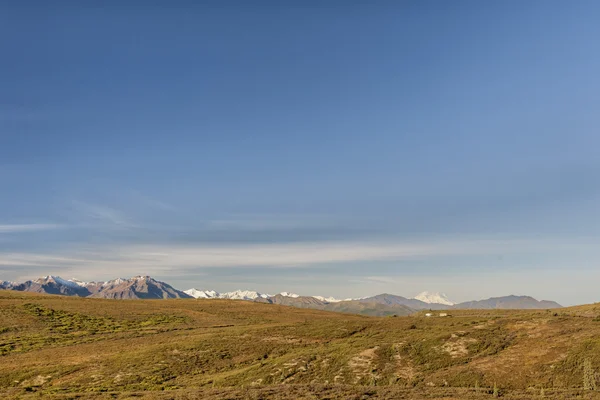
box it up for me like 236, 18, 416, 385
1, 236, 597, 278
0, 224, 64, 233
207, 213, 345, 231
70, 201, 136, 228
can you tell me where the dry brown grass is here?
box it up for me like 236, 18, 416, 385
1, 290, 600, 399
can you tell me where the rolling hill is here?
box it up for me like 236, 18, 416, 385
0, 290, 597, 399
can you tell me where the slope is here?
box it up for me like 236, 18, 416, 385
0, 291, 599, 399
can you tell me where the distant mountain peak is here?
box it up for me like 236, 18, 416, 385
414, 291, 455, 306
219, 290, 270, 300
279, 291, 300, 298
37, 275, 84, 290
68, 278, 90, 287
184, 289, 219, 299
0, 280, 14, 289
312, 295, 343, 303
7, 275, 190, 300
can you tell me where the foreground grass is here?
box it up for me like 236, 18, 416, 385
1, 290, 600, 399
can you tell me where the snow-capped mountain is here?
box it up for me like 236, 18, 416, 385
67, 278, 90, 287
184, 289, 220, 299
36, 275, 82, 289
0, 280, 14, 289
313, 295, 343, 303
218, 290, 270, 300
185, 289, 345, 302
185, 289, 271, 300
100, 278, 126, 287
413, 291, 455, 306
4, 275, 190, 299
279, 291, 300, 298
185, 288, 342, 302
88, 276, 190, 299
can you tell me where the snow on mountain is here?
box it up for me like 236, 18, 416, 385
279, 291, 300, 298
38, 275, 82, 289
313, 295, 343, 303
184, 288, 344, 303
68, 278, 89, 287
102, 278, 126, 286
87, 276, 190, 299
184, 289, 219, 299
0, 280, 14, 289
219, 290, 270, 300
184, 289, 270, 300
413, 291, 455, 306
183, 288, 350, 303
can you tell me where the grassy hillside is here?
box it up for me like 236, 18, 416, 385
1, 290, 599, 399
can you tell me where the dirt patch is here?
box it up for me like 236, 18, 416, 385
262, 336, 301, 344
442, 337, 477, 358
348, 347, 379, 384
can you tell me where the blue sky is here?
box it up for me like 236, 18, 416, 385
1, 1, 600, 305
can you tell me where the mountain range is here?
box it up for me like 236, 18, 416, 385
2, 275, 191, 299
0, 275, 562, 315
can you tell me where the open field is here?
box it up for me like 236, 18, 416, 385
1, 290, 600, 399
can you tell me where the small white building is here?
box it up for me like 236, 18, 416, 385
439, 313, 448, 317
425, 313, 432, 317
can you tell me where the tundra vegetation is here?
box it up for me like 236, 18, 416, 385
1, 290, 599, 399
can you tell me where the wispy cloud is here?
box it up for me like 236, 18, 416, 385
1, 236, 596, 280
0, 224, 64, 233
207, 213, 342, 231
2, 236, 600, 305
360, 276, 402, 285
71, 201, 135, 228
127, 190, 175, 211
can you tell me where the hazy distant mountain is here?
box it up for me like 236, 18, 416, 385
256, 294, 328, 308
89, 276, 192, 299
255, 295, 415, 316
414, 291, 455, 306
454, 295, 562, 309
357, 293, 450, 310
